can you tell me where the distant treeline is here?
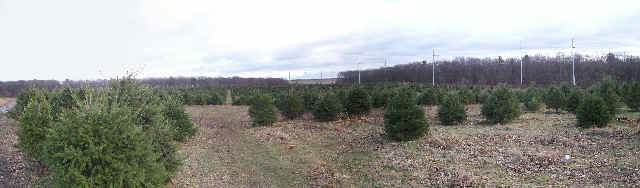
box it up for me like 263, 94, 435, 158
338, 53, 640, 87
0, 77, 288, 97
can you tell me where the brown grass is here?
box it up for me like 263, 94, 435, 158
177, 104, 640, 187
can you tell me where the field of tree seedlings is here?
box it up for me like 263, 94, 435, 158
1, 75, 639, 187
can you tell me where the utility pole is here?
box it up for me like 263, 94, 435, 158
357, 59, 361, 85
571, 38, 576, 86
432, 49, 439, 86
520, 41, 523, 86
288, 72, 291, 81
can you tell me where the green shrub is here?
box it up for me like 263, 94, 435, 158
276, 92, 305, 119
162, 95, 197, 142
249, 94, 278, 126
592, 76, 620, 117
458, 87, 476, 104
565, 89, 584, 113
313, 92, 343, 122
16, 90, 53, 160
206, 92, 224, 105
481, 86, 521, 124
43, 100, 169, 187
524, 96, 542, 112
417, 87, 441, 105
576, 94, 612, 128
15, 77, 188, 187
544, 86, 567, 113
232, 95, 253, 106
524, 87, 542, 112
302, 91, 321, 111
438, 93, 467, 125
622, 82, 640, 111
8, 88, 38, 119
372, 89, 392, 108
384, 87, 429, 141
345, 87, 372, 117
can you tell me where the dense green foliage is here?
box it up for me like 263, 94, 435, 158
14, 78, 196, 187
417, 87, 441, 105
313, 92, 343, 122
544, 86, 567, 113
621, 82, 640, 111
565, 89, 585, 113
301, 90, 321, 111
16, 90, 53, 160
372, 89, 392, 108
576, 94, 612, 128
345, 87, 372, 117
457, 87, 477, 104
481, 86, 521, 124
590, 76, 620, 118
275, 91, 305, 119
384, 87, 429, 141
248, 94, 278, 126
438, 93, 467, 125
7, 88, 37, 119
524, 87, 542, 112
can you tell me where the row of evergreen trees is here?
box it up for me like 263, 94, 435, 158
247, 77, 639, 141
9, 77, 197, 187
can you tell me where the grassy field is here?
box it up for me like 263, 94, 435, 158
175, 104, 640, 187
2, 98, 639, 186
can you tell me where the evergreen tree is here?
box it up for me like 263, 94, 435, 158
276, 92, 305, 119
565, 89, 585, 113
576, 94, 612, 128
481, 86, 521, 124
417, 87, 441, 105
622, 82, 640, 111
438, 93, 467, 125
544, 86, 567, 113
384, 87, 429, 141
313, 92, 343, 122
345, 87, 372, 117
249, 94, 278, 126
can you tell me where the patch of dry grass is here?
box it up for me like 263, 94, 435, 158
178, 104, 640, 187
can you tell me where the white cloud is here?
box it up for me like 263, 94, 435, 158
0, 0, 638, 81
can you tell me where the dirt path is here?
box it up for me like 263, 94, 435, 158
0, 99, 38, 187
175, 106, 306, 187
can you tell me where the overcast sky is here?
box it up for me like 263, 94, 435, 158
1, 0, 639, 81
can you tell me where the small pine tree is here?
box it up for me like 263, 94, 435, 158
372, 89, 391, 108
544, 86, 567, 113
384, 87, 429, 141
417, 88, 440, 105
249, 94, 278, 126
162, 95, 197, 142
438, 93, 467, 125
313, 92, 343, 122
623, 82, 640, 111
565, 89, 584, 113
345, 87, 372, 117
276, 92, 305, 119
8, 88, 38, 119
42, 100, 169, 187
16, 90, 53, 160
525, 96, 542, 112
592, 76, 620, 118
576, 94, 612, 128
302, 91, 321, 111
458, 87, 476, 104
481, 86, 521, 124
